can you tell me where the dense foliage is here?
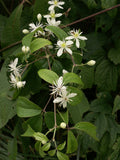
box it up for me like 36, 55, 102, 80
0, 0, 120, 160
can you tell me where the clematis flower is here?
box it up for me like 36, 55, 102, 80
44, 9, 62, 19
66, 29, 87, 48
48, 0, 65, 11
46, 18, 61, 26
53, 87, 77, 108
8, 58, 22, 77
56, 40, 73, 57
9, 73, 26, 89
51, 76, 65, 95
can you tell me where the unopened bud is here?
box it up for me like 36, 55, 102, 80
22, 46, 30, 53
37, 13, 42, 23
60, 122, 66, 129
62, 69, 68, 75
87, 60, 96, 66
22, 29, 29, 34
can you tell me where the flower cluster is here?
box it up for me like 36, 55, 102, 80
22, 0, 65, 37
51, 76, 77, 108
56, 29, 87, 57
8, 58, 26, 89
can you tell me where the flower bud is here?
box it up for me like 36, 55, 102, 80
37, 13, 42, 23
17, 81, 26, 88
60, 122, 66, 129
22, 29, 29, 34
87, 60, 96, 66
22, 46, 30, 53
62, 69, 68, 75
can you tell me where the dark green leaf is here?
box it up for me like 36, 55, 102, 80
95, 60, 118, 91
8, 138, 17, 160
74, 122, 99, 141
57, 141, 66, 151
22, 125, 35, 137
113, 95, 120, 114
66, 131, 78, 154
17, 97, 41, 117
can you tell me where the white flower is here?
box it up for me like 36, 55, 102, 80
29, 22, 43, 32
44, 9, 62, 19
56, 40, 73, 57
53, 88, 77, 108
46, 18, 61, 26
87, 60, 96, 66
66, 29, 87, 48
22, 29, 29, 34
9, 73, 26, 89
22, 46, 30, 53
51, 76, 65, 95
48, 0, 65, 11
8, 58, 22, 77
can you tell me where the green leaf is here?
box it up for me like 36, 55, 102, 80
45, 112, 62, 129
95, 60, 118, 91
66, 131, 78, 154
1, 4, 23, 47
74, 122, 99, 141
42, 142, 51, 151
108, 48, 120, 65
30, 38, 51, 53
39, 142, 46, 158
48, 149, 56, 156
0, 15, 7, 41
33, 132, 49, 144
68, 92, 89, 123
57, 110, 68, 124
22, 115, 42, 132
46, 26, 68, 40
38, 69, 59, 84
63, 73, 84, 87
57, 151, 69, 160
33, 0, 48, 20
87, 0, 97, 8
22, 125, 35, 137
113, 95, 120, 114
67, 86, 83, 106
95, 113, 108, 139
52, 60, 63, 75
22, 31, 34, 47
57, 141, 66, 151
80, 66, 94, 89
17, 97, 41, 117
101, 0, 117, 17
8, 138, 17, 160
0, 64, 16, 128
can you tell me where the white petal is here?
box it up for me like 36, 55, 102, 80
53, 97, 63, 103
65, 47, 72, 55
58, 2, 65, 5
61, 87, 67, 97
55, 13, 62, 17
57, 40, 63, 46
66, 40, 73, 46
57, 76, 63, 87
76, 39, 80, 48
44, 15, 51, 18
68, 93, 77, 98
48, 5, 55, 11
57, 48, 63, 57
57, 5, 64, 9
48, 1, 54, 5
63, 101, 67, 108
65, 36, 74, 40
78, 36, 87, 40
14, 58, 18, 67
